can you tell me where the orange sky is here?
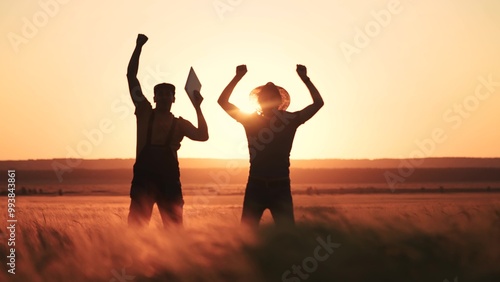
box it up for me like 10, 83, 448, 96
1, 0, 500, 160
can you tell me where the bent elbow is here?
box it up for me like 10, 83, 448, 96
217, 98, 224, 106
218, 95, 230, 106
198, 129, 209, 142
316, 99, 325, 108
200, 133, 209, 142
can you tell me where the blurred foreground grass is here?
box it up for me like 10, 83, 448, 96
0, 194, 499, 282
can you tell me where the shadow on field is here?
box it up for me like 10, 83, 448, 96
1, 206, 499, 282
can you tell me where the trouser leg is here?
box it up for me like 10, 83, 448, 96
128, 188, 155, 227
157, 198, 184, 228
269, 180, 295, 227
241, 179, 266, 228
156, 180, 184, 228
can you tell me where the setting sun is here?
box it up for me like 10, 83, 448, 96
1, 2, 500, 281
1, 0, 499, 161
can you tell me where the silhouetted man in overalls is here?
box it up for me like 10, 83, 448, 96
126, 34, 208, 228
218, 65, 324, 228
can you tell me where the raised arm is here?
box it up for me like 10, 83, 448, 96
182, 90, 209, 141
296, 64, 324, 124
217, 65, 247, 121
126, 34, 149, 105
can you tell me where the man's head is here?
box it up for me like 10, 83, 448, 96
250, 82, 290, 115
154, 83, 175, 111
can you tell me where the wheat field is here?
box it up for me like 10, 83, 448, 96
0, 193, 499, 282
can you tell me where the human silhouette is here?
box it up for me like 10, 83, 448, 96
218, 64, 324, 227
126, 34, 208, 228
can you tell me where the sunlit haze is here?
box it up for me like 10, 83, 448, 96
1, 0, 500, 160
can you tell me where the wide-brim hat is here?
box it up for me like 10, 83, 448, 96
249, 82, 290, 112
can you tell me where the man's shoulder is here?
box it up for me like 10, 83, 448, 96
173, 115, 190, 129
274, 110, 302, 125
282, 110, 299, 116
237, 112, 260, 124
239, 111, 298, 126
174, 115, 185, 123
134, 100, 152, 116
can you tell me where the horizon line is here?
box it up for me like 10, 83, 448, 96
1, 156, 500, 162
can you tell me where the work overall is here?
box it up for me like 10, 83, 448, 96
128, 112, 184, 227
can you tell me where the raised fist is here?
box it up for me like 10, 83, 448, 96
236, 65, 247, 78
192, 90, 204, 108
136, 34, 148, 46
296, 64, 308, 79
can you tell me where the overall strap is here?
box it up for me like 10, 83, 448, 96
146, 111, 155, 145
146, 112, 177, 146
165, 118, 178, 146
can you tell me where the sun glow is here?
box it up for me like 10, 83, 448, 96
1, 1, 500, 160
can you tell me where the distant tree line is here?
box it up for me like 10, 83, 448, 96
0, 187, 64, 196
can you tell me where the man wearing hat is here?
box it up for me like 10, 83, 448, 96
126, 34, 208, 228
217, 64, 324, 227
